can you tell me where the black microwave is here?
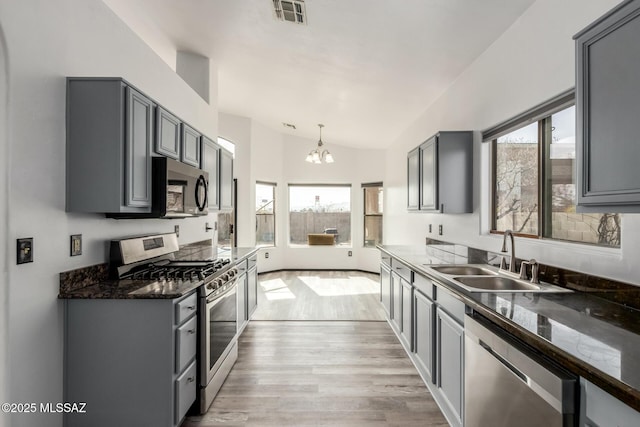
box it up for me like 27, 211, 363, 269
152, 157, 208, 218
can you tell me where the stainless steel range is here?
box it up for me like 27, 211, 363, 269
109, 233, 239, 413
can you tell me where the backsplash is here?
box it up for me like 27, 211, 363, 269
426, 238, 640, 311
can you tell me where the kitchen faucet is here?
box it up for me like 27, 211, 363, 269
500, 229, 517, 273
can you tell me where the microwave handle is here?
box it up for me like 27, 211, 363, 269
195, 175, 208, 211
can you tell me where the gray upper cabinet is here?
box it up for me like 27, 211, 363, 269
407, 131, 473, 213
201, 136, 220, 210
219, 147, 234, 211
181, 123, 201, 168
155, 106, 181, 159
407, 147, 420, 210
575, 0, 640, 212
67, 78, 153, 214
420, 136, 437, 210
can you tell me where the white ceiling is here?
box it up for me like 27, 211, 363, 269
102, 0, 535, 149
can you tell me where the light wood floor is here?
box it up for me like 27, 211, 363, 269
182, 271, 448, 426
183, 321, 449, 427
252, 270, 386, 321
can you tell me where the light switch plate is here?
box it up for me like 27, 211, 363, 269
17, 238, 33, 264
70, 234, 82, 256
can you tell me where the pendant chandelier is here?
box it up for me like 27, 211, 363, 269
305, 124, 334, 164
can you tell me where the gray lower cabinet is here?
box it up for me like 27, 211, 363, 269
66, 78, 153, 214
247, 259, 258, 318
575, 0, 640, 212
64, 292, 198, 427
181, 123, 202, 168
201, 136, 220, 210
400, 279, 413, 352
406, 131, 473, 213
219, 147, 234, 211
380, 263, 392, 317
413, 289, 435, 383
156, 106, 181, 159
581, 377, 640, 426
436, 306, 464, 427
391, 271, 403, 333
236, 258, 248, 334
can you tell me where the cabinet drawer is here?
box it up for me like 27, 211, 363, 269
414, 273, 434, 299
236, 259, 248, 275
380, 252, 391, 268
176, 316, 197, 374
391, 258, 412, 283
248, 254, 257, 270
175, 360, 197, 425
175, 292, 198, 325
435, 284, 465, 325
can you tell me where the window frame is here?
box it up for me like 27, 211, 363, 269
362, 182, 383, 248
486, 90, 620, 247
255, 181, 276, 248
287, 183, 352, 247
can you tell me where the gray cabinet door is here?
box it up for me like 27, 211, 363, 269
407, 147, 420, 210
155, 106, 181, 159
247, 266, 258, 318
400, 278, 413, 352
420, 136, 438, 211
414, 290, 435, 383
125, 86, 153, 208
201, 136, 220, 210
576, 0, 640, 212
380, 264, 391, 318
219, 148, 234, 211
237, 272, 247, 332
437, 307, 464, 427
391, 271, 402, 332
181, 123, 201, 167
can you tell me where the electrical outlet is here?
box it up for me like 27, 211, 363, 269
265, 252, 270, 259
348, 250, 353, 257
17, 238, 33, 264
70, 234, 82, 256
428, 224, 432, 233
174, 225, 180, 237
438, 225, 443, 236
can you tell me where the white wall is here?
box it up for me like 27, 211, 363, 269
219, 113, 386, 273
0, 21, 8, 427
384, 0, 639, 284
0, 1, 218, 426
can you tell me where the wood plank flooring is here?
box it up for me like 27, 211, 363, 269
252, 270, 386, 321
183, 321, 448, 427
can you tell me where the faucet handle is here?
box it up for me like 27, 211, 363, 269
519, 260, 530, 280
529, 259, 539, 284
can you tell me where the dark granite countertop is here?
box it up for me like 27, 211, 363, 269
58, 244, 258, 300
378, 244, 640, 412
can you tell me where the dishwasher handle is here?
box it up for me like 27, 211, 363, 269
466, 315, 576, 414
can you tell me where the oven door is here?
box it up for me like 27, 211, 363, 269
201, 280, 237, 385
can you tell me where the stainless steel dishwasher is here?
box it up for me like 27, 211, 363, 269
464, 314, 577, 427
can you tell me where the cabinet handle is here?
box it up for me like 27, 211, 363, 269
187, 329, 196, 334
187, 377, 195, 383
186, 305, 196, 310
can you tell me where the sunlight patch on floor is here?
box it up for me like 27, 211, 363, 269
260, 278, 296, 300
298, 276, 378, 297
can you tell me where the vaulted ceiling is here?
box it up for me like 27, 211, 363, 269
102, 0, 535, 149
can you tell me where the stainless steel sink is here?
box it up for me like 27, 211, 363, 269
430, 265, 497, 276
454, 276, 541, 291
452, 276, 572, 293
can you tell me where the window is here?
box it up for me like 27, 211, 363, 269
256, 182, 276, 247
489, 94, 620, 247
363, 183, 383, 247
289, 184, 351, 246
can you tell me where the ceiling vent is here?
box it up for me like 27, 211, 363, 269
272, 0, 307, 25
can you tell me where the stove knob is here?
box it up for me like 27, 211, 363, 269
206, 283, 214, 290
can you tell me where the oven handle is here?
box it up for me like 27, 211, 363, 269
206, 280, 237, 305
